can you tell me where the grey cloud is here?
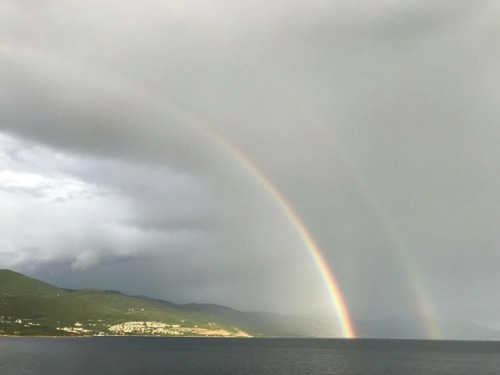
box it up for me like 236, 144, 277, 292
1, 0, 499, 337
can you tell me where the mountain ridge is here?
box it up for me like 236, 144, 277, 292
0, 269, 338, 337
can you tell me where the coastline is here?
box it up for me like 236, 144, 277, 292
0, 334, 256, 339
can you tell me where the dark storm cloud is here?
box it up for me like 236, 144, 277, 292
1, 0, 499, 337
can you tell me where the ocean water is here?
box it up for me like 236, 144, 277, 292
1, 337, 499, 374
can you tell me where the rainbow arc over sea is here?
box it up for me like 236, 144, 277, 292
1, 43, 360, 338
203, 130, 357, 339
3, 37, 452, 341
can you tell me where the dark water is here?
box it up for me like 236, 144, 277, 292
1, 337, 499, 374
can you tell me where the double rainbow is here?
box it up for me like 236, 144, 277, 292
2, 42, 449, 339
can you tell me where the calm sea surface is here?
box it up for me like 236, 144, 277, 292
1, 337, 499, 374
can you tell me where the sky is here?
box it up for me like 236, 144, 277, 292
1, 0, 500, 339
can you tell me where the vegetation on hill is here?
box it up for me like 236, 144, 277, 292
0, 269, 336, 337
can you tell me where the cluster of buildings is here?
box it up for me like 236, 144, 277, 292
0, 316, 41, 328
107, 321, 251, 337
0, 315, 251, 338
56, 322, 93, 334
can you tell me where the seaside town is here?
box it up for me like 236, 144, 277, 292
0, 315, 250, 337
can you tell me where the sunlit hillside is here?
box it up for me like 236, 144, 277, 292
0, 269, 337, 337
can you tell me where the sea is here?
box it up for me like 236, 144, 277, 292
1, 337, 499, 374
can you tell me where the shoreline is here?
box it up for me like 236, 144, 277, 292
1, 335, 497, 342
0, 334, 255, 339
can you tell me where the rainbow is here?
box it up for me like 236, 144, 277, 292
2, 41, 448, 339
1, 43, 357, 338
292, 125, 441, 339
234, 54, 442, 338
5, 40, 447, 339
200, 128, 357, 338
250, 74, 443, 339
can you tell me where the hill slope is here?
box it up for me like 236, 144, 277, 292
0, 269, 337, 337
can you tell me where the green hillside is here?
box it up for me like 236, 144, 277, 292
0, 269, 337, 337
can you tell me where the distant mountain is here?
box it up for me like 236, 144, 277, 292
0, 269, 339, 337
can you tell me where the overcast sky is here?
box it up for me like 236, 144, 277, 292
1, 0, 499, 339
